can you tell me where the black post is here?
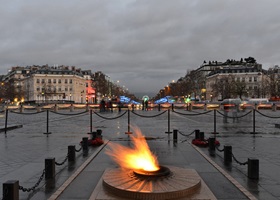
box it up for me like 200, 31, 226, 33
44, 110, 51, 136
90, 109, 93, 133
165, 109, 172, 134
195, 129, 200, 139
158, 104, 161, 111
97, 129, 102, 138
248, 158, 259, 179
68, 145, 76, 162
2, 180, 19, 200
173, 129, 178, 143
251, 109, 256, 134
214, 109, 217, 134
4, 109, 8, 136
125, 110, 132, 135
171, 104, 174, 111
199, 132, 204, 140
224, 145, 232, 165
208, 137, 216, 156
82, 137, 89, 156
45, 158, 55, 179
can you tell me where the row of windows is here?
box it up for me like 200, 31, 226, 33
248, 86, 258, 90
235, 77, 258, 82
36, 87, 73, 92
213, 76, 259, 83
36, 79, 73, 84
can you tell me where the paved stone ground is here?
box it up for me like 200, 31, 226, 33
0, 108, 280, 199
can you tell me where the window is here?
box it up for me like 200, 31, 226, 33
53, 79, 56, 84
37, 79, 40, 83
65, 79, 68, 84
70, 88, 72, 91
70, 79, 72, 84
58, 88, 61, 91
65, 87, 68, 91
242, 77, 245, 82
58, 79, 61, 84
42, 79, 45, 83
254, 77, 257, 82
36, 87, 40, 91
48, 79, 51, 83
249, 77, 252, 82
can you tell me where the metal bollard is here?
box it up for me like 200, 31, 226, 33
97, 129, 102, 138
171, 104, 174, 110
173, 129, 178, 143
82, 137, 89, 156
68, 145, 76, 162
199, 132, 205, 140
195, 129, 200, 139
208, 137, 216, 155
248, 158, 259, 179
45, 158, 55, 179
158, 104, 161, 111
2, 180, 19, 200
224, 145, 232, 164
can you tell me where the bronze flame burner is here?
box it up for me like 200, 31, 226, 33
102, 165, 202, 199
133, 165, 170, 177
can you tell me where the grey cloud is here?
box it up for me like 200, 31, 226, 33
0, 0, 280, 94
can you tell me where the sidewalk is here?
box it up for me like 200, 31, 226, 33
1, 109, 280, 199
48, 138, 254, 200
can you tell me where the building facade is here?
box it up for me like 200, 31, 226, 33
205, 63, 270, 101
26, 69, 87, 103
2, 65, 92, 104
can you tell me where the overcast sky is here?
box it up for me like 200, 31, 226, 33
0, 0, 279, 97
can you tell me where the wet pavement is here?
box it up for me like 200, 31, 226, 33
1, 108, 280, 199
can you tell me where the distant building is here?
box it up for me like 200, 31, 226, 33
205, 60, 269, 101
26, 67, 87, 103
2, 65, 95, 104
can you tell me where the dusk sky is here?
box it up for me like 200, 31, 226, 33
0, 0, 279, 97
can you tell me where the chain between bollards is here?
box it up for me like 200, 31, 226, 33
19, 169, 45, 192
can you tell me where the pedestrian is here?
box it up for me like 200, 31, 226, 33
108, 100, 113, 112
100, 99, 106, 112
232, 104, 238, 122
118, 101, 122, 112
145, 100, 148, 111
223, 108, 228, 123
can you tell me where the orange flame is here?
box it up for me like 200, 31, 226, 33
106, 127, 159, 171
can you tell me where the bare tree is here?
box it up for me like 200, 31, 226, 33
211, 75, 235, 100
